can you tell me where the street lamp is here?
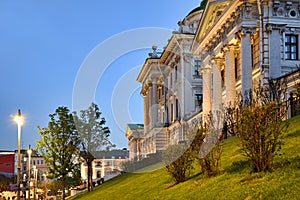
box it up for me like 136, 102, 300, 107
33, 166, 38, 200
14, 109, 23, 200
28, 146, 32, 200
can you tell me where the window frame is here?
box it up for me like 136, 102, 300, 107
193, 60, 201, 77
285, 34, 298, 60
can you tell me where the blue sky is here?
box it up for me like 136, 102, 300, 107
0, 1, 200, 150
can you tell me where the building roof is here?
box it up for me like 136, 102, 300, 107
93, 149, 129, 159
127, 123, 144, 130
187, 0, 207, 16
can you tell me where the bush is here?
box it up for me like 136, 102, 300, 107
235, 101, 287, 172
188, 116, 223, 177
163, 143, 193, 183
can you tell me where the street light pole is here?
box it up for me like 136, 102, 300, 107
15, 109, 23, 200
33, 166, 37, 200
28, 145, 32, 200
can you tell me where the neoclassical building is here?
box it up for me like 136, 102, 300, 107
126, 5, 205, 157
192, 0, 300, 116
126, 0, 300, 158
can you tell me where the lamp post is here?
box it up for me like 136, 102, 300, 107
33, 166, 37, 200
14, 109, 23, 200
28, 146, 32, 200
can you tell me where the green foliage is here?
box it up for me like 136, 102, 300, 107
163, 143, 193, 183
73, 103, 112, 191
235, 101, 287, 172
36, 106, 80, 200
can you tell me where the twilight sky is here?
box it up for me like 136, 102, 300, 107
0, 0, 200, 150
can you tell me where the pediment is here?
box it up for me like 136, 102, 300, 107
197, 0, 232, 43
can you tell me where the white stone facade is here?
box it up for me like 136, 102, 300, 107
126, 8, 204, 158
192, 0, 300, 115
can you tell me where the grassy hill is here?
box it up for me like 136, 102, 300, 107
69, 115, 300, 200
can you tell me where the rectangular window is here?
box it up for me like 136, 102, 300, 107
175, 66, 178, 80
175, 99, 179, 119
194, 60, 201, 77
234, 57, 238, 80
195, 93, 202, 108
285, 34, 298, 60
170, 103, 173, 122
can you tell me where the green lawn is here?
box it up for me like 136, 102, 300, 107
69, 115, 300, 200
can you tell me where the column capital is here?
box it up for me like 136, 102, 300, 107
201, 65, 212, 74
211, 56, 225, 71
222, 43, 239, 53
238, 27, 256, 38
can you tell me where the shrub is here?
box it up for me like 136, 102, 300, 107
163, 143, 193, 183
188, 119, 223, 177
235, 101, 287, 172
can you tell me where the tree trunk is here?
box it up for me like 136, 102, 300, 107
87, 161, 93, 191
62, 176, 66, 200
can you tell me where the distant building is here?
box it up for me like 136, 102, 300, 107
0, 151, 15, 177
80, 149, 129, 183
12, 149, 48, 184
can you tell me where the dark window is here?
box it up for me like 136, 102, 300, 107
194, 60, 201, 77
234, 57, 238, 80
195, 94, 203, 107
170, 103, 173, 122
175, 99, 179, 119
97, 171, 101, 178
175, 66, 178, 80
285, 34, 298, 60
158, 87, 161, 100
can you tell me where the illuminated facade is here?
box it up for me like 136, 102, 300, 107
192, 0, 300, 116
127, 0, 300, 158
126, 6, 204, 158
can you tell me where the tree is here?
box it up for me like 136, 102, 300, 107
73, 103, 112, 191
36, 106, 80, 200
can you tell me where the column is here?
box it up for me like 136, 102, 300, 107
164, 78, 169, 126
224, 44, 237, 106
202, 65, 212, 117
151, 77, 158, 128
143, 88, 149, 133
240, 30, 253, 96
148, 82, 153, 129
212, 57, 223, 113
